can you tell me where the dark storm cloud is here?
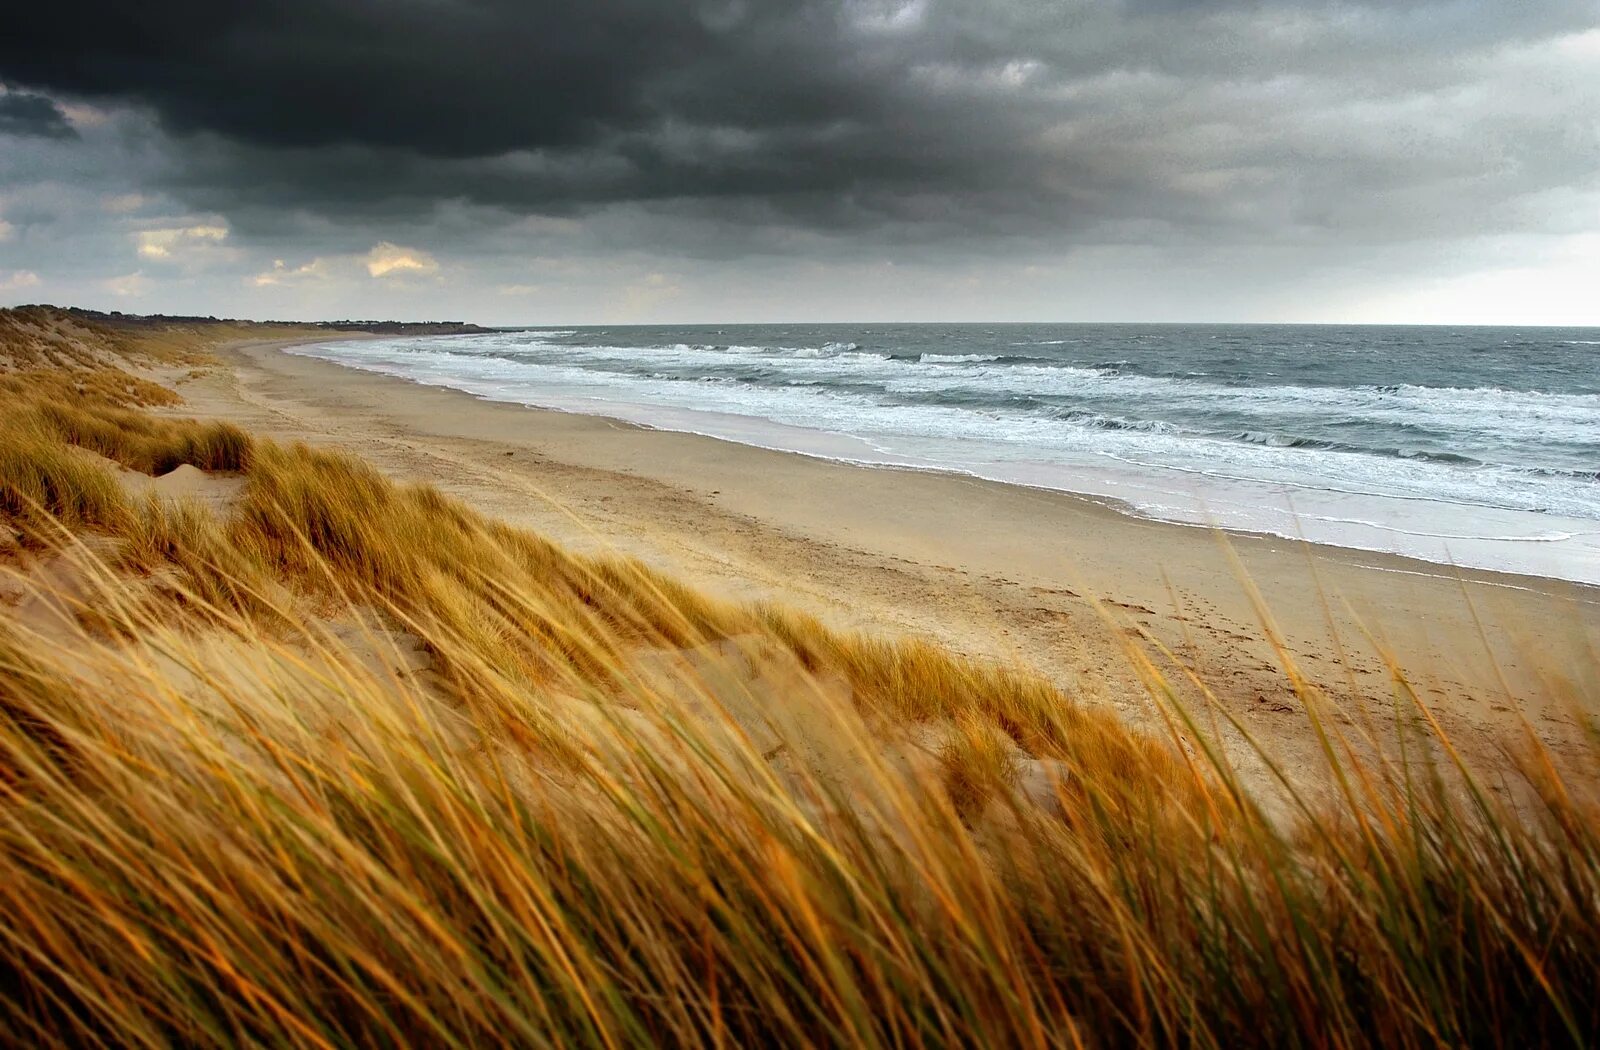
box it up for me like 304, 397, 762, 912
0, 1, 988, 234
0, 88, 77, 139
0, 1, 870, 156
1, 0, 1596, 254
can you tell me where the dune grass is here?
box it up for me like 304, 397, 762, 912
1, 362, 1598, 1047
0, 423, 132, 534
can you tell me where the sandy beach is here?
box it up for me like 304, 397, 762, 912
168, 336, 1600, 799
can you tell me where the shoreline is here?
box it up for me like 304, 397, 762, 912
281, 336, 1600, 597
168, 335, 1600, 803
282, 335, 1600, 588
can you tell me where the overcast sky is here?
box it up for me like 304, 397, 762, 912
1, 1, 1597, 325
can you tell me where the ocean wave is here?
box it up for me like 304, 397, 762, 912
1227, 430, 1490, 466
1522, 465, 1600, 481
1231, 430, 1339, 449
292, 332, 1600, 525
567, 339, 1592, 413
583, 340, 900, 366
1375, 381, 1599, 402
316, 334, 1600, 434
646, 372, 740, 384
882, 363, 1599, 437
1053, 409, 1180, 434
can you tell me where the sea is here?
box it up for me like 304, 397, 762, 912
289, 324, 1600, 586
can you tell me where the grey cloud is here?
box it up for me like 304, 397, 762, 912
0, 0, 1596, 293
0, 88, 77, 139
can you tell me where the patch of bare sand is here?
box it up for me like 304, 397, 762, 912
118, 462, 246, 510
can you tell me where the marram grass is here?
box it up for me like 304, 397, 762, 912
1, 372, 1598, 1048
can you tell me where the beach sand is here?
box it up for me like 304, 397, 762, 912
165, 336, 1600, 803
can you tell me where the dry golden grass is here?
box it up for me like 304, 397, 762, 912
0, 304, 319, 370
939, 711, 1023, 817
0, 367, 180, 409
30, 400, 253, 474
0, 419, 133, 535
1, 325, 1597, 1047
0, 306, 128, 371
0, 305, 242, 373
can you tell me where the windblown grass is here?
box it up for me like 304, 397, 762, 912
0, 304, 306, 372
0, 419, 132, 534
1, 370, 1597, 1047
28, 400, 253, 475
0, 367, 180, 409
